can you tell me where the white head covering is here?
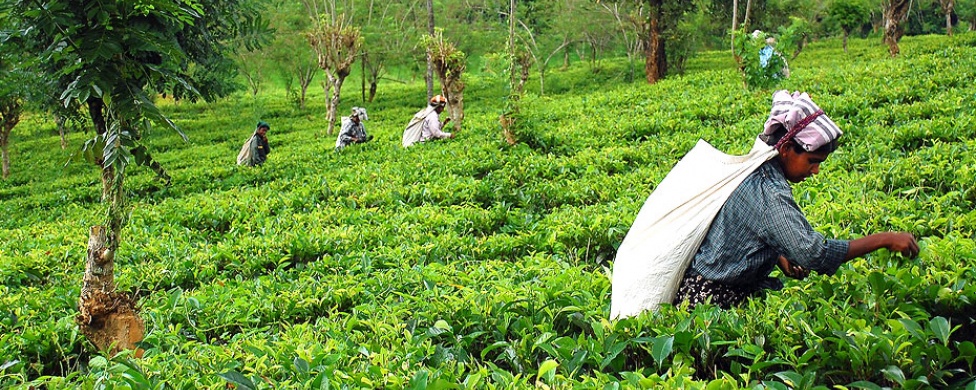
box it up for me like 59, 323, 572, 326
762, 90, 843, 152
351, 107, 368, 121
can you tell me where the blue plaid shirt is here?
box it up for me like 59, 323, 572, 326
689, 159, 849, 286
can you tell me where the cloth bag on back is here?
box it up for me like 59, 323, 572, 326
236, 133, 255, 166
402, 106, 436, 147
610, 138, 777, 319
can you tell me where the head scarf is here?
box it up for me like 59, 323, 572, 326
762, 90, 842, 152
351, 107, 368, 121
256, 121, 270, 130
429, 94, 447, 107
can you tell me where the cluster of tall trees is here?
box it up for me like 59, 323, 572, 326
244, 0, 973, 109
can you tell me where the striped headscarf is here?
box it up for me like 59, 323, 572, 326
762, 90, 843, 152
351, 107, 368, 121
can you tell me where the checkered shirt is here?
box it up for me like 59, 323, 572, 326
688, 159, 849, 286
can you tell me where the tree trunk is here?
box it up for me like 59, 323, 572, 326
426, 0, 435, 100
299, 67, 314, 111
77, 165, 144, 357
644, 0, 665, 84
539, 66, 546, 96
843, 30, 849, 53
444, 84, 464, 132
58, 115, 68, 150
563, 48, 570, 69
76, 225, 144, 357
942, 0, 954, 36
326, 75, 345, 135
361, 52, 367, 102
1, 102, 20, 180
508, 0, 517, 90
731, 0, 738, 54
368, 81, 378, 102
88, 97, 107, 135
1, 126, 9, 180
883, 0, 911, 57
518, 67, 529, 94
946, 12, 952, 36
320, 79, 332, 136
743, 0, 752, 30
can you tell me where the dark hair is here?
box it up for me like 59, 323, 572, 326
760, 124, 838, 154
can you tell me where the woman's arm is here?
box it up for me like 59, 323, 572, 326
846, 232, 919, 260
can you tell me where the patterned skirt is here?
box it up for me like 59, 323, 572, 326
672, 273, 782, 309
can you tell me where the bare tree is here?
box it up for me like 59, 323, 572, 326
423, 29, 466, 132
236, 49, 265, 96
304, 7, 363, 135
360, 0, 420, 102
517, 20, 572, 96
599, 2, 641, 66
882, 0, 912, 57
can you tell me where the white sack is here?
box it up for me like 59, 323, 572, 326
402, 106, 435, 148
236, 135, 254, 166
610, 138, 777, 318
336, 116, 352, 149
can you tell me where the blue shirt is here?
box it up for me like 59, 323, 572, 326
689, 159, 849, 285
759, 45, 774, 68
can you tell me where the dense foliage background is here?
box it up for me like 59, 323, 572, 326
2, 21, 975, 390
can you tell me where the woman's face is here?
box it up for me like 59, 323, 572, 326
778, 144, 830, 183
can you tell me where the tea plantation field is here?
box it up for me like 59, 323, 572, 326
2, 34, 976, 388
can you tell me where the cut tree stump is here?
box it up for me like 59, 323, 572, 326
75, 225, 144, 357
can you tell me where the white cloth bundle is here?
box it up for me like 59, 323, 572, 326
402, 106, 436, 148
610, 138, 778, 318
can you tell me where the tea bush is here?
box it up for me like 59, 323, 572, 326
2, 33, 976, 388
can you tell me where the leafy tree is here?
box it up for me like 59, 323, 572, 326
236, 48, 267, 97
828, 0, 871, 52
958, 0, 976, 30
268, 1, 318, 109
14, 0, 268, 354
882, 0, 912, 56
541, 0, 588, 82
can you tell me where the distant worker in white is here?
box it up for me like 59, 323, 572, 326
335, 107, 371, 152
402, 94, 454, 148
